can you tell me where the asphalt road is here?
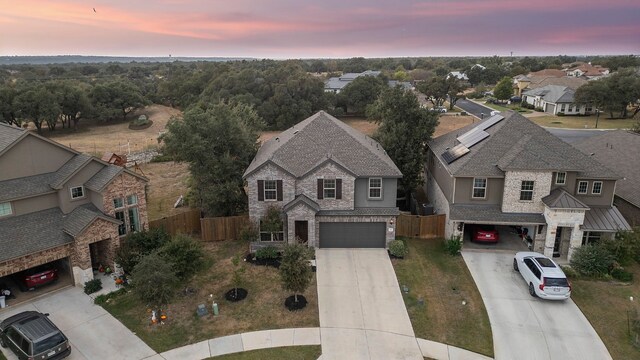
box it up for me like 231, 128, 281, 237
455, 98, 494, 119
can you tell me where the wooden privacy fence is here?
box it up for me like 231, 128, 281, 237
396, 213, 446, 239
148, 209, 202, 236
200, 215, 250, 242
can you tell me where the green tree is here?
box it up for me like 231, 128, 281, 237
261, 206, 284, 241
46, 81, 91, 129
158, 234, 205, 281
131, 253, 178, 307
367, 87, 439, 206
90, 79, 146, 121
161, 102, 263, 216
575, 68, 640, 119
417, 75, 467, 110
14, 86, 60, 133
338, 75, 385, 115
279, 244, 313, 303
0, 85, 20, 126
493, 77, 513, 102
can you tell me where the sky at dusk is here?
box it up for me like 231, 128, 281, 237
1, 0, 639, 58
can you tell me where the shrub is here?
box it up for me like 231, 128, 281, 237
561, 265, 579, 279
389, 240, 408, 258
557, 112, 565, 116
256, 246, 280, 261
444, 235, 462, 256
279, 244, 313, 303
611, 268, 633, 282
84, 278, 102, 294
607, 229, 640, 265
158, 234, 205, 281
94, 288, 126, 305
132, 115, 150, 127
239, 222, 259, 242
115, 228, 171, 274
132, 253, 178, 307
570, 243, 615, 277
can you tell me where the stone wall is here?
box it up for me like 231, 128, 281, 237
71, 218, 120, 286
246, 163, 296, 223
0, 244, 73, 277
502, 170, 552, 213
543, 206, 585, 261
314, 215, 396, 248
297, 162, 355, 211
102, 172, 149, 232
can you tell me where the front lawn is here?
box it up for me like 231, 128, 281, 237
98, 240, 319, 353
571, 263, 640, 360
392, 238, 493, 357
530, 114, 636, 129
207, 346, 322, 359
483, 101, 532, 114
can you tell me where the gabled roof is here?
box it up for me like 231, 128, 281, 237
542, 188, 589, 209
0, 172, 57, 202
283, 194, 320, 213
523, 85, 575, 104
428, 111, 618, 179
63, 203, 121, 237
0, 123, 27, 156
85, 165, 126, 192
244, 111, 402, 179
50, 154, 93, 189
574, 130, 640, 208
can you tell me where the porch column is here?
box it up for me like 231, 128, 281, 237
544, 224, 557, 258
71, 243, 94, 287
567, 224, 584, 262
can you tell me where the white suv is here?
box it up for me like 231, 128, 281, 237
513, 252, 571, 300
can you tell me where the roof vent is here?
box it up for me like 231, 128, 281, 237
293, 130, 299, 135
275, 137, 279, 142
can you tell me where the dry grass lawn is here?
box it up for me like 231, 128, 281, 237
529, 114, 637, 129
207, 346, 322, 359
571, 263, 640, 360
139, 161, 191, 221
99, 239, 319, 353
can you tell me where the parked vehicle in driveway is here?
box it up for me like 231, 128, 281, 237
471, 225, 499, 243
513, 252, 571, 300
0, 311, 71, 360
13, 264, 59, 291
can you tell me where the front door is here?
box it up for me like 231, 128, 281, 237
553, 227, 562, 257
295, 221, 309, 244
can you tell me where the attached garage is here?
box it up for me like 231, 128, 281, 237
319, 222, 386, 248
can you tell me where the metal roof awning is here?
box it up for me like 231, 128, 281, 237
583, 206, 631, 232
449, 204, 545, 225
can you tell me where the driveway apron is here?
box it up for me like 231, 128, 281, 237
462, 250, 612, 360
316, 248, 422, 360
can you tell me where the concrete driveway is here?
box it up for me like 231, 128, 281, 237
0, 286, 157, 360
316, 248, 422, 360
462, 250, 611, 360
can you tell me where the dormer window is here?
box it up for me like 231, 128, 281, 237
555, 172, 566, 185
70, 186, 85, 200
592, 181, 603, 195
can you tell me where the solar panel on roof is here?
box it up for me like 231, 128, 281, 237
457, 128, 490, 148
441, 144, 470, 164
477, 115, 504, 131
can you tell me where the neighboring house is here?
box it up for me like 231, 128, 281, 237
522, 85, 591, 115
0, 123, 148, 286
574, 130, 640, 227
513, 75, 587, 97
425, 112, 630, 261
243, 111, 402, 248
564, 62, 610, 79
448, 71, 468, 81
324, 70, 412, 93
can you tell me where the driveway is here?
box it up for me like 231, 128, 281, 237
316, 249, 422, 360
0, 286, 157, 360
462, 251, 611, 360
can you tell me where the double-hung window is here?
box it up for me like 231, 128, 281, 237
592, 181, 602, 195
369, 178, 382, 199
70, 186, 84, 199
577, 181, 588, 194
472, 178, 487, 199
264, 180, 277, 201
323, 179, 336, 199
520, 181, 534, 201
555, 172, 566, 185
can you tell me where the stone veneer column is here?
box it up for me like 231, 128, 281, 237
544, 224, 557, 258
567, 224, 584, 262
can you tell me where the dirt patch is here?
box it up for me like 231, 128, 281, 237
433, 115, 476, 138
138, 161, 191, 221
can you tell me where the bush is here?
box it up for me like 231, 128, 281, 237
132, 115, 150, 127
611, 268, 633, 282
158, 234, 205, 281
444, 235, 462, 256
150, 153, 174, 163
256, 246, 280, 261
561, 265, 579, 279
570, 243, 615, 277
239, 222, 259, 242
94, 288, 127, 305
84, 278, 102, 294
389, 240, 408, 258
132, 253, 178, 307
115, 228, 171, 274
607, 229, 640, 265
557, 112, 565, 116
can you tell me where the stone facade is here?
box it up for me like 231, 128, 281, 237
502, 170, 553, 213
543, 206, 585, 261
247, 163, 296, 222
0, 244, 73, 277
297, 162, 355, 211
285, 202, 317, 245
102, 172, 149, 232
71, 218, 120, 286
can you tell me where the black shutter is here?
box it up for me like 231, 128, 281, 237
258, 180, 264, 201
317, 179, 324, 199
336, 179, 342, 199
276, 180, 283, 201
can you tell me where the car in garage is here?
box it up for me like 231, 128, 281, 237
13, 264, 59, 292
513, 252, 571, 300
471, 224, 499, 243
0, 311, 71, 360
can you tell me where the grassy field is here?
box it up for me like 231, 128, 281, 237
571, 263, 640, 360
139, 161, 191, 220
530, 114, 637, 129
482, 101, 532, 114
208, 346, 322, 359
98, 240, 319, 353
392, 238, 493, 357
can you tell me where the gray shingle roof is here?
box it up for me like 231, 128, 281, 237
583, 206, 631, 232
50, 154, 92, 189
573, 130, 640, 208
428, 111, 618, 179
0, 123, 26, 155
63, 203, 120, 236
244, 111, 402, 178
85, 165, 124, 192
449, 204, 545, 224
542, 188, 589, 209
0, 172, 57, 202
317, 208, 400, 216
0, 208, 73, 262
523, 85, 575, 104
283, 194, 320, 212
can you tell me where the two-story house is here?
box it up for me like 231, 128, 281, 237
0, 123, 148, 287
243, 111, 402, 248
425, 112, 630, 261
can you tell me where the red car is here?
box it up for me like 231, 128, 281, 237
13, 265, 59, 291
472, 225, 500, 243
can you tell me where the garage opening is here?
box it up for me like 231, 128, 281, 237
0, 258, 73, 307
319, 222, 386, 248
463, 224, 531, 251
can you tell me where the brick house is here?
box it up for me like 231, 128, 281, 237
243, 111, 402, 248
425, 112, 630, 261
0, 123, 148, 286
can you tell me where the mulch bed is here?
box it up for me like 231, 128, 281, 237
245, 253, 281, 268
388, 251, 404, 260
284, 295, 307, 311
225, 288, 248, 302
